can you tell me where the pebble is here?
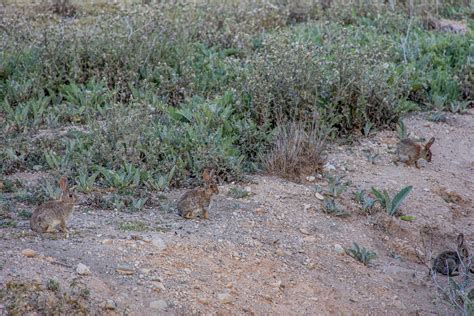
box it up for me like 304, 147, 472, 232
299, 228, 311, 235
255, 208, 267, 215
151, 235, 167, 251
149, 300, 168, 311
217, 292, 233, 304
324, 163, 336, 171
21, 249, 36, 258
306, 176, 316, 182
102, 239, 113, 245
197, 296, 210, 305
103, 299, 117, 310
151, 281, 165, 293
315, 193, 325, 200
76, 263, 91, 276
334, 244, 345, 255
244, 186, 252, 192
303, 236, 317, 242
116, 264, 135, 275
270, 280, 282, 288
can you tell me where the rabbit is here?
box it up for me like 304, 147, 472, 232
432, 233, 472, 276
394, 137, 435, 168
177, 169, 219, 219
30, 177, 77, 233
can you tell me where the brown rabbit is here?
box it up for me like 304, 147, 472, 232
432, 234, 472, 276
30, 177, 77, 233
177, 169, 219, 219
395, 137, 435, 168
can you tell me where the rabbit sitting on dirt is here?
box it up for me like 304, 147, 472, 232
177, 169, 219, 219
30, 177, 77, 233
432, 234, 473, 276
394, 137, 435, 168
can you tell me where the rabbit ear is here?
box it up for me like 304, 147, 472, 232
457, 233, 464, 248
202, 169, 211, 183
425, 137, 435, 149
59, 177, 68, 191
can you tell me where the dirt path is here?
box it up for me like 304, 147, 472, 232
1, 110, 473, 315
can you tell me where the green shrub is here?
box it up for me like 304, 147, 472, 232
371, 186, 413, 216
346, 242, 376, 265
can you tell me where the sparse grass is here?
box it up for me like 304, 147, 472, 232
364, 151, 379, 164
0, 179, 21, 193
17, 209, 32, 219
228, 187, 252, 199
322, 199, 350, 217
0, 219, 17, 228
118, 220, 149, 232
346, 243, 376, 266
46, 279, 60, 292
428, 112, 448, 123
0, 279, 94, 315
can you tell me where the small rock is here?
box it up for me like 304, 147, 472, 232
140, 268, 151, 274
303, 204, 312, 212
142, 236, 152, 243
116, 264, 135, 275
102, 239, 113, 245
315, 193, 325, 200
22, 249, 36, 258
391, 299, 407, 310
303, 236, 317, 242
270, 280, 282, 288
324, 163, 336, 171
151, 281, 165, 293
244, 186, 252, 192
76, 263, 91, 276
255, 208, 267, 215
217, 292, 233, 304
103, 299, 117, 310
197, 296, 210, 305
275, 249, 285, 256
306, 176, 316, 182
334, 244, 345, 255
151, 236, 167, 251
299, 228, 310, 235
149, 300, 168, 311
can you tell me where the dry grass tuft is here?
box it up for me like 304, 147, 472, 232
265, 119, 328, 180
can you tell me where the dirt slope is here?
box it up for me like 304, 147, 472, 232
1, 110, 473, 315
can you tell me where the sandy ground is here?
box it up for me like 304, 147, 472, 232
1, 110, 473, 315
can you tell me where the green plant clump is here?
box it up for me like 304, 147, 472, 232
346, 242, 377, 265
371, 186, 413, 216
